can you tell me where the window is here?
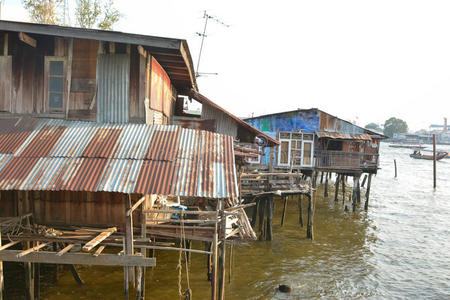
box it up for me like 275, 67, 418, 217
277, 131, 314, 167
45, 57, 66, 112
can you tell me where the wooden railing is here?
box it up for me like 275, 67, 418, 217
315, 150, 379, 169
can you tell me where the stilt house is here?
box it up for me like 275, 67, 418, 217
0, 20, 274, 299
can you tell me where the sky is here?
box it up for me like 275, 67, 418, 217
2, 0, 450, 131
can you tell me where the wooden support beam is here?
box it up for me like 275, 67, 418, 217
266, 197, 274, 241
82, 227, 117, 251
257, 197, 266, 240
306, 193, 314, 240
218, 199, 226, 300
56, 244, 75, 256
0, 250, 155, 267
334, 174, 340, 202
281, 196, 288, 227
342, 175, 346, 204
65, 38, 73, 118
0, 240, 20, 251
3, 33, 8, 56
69, 265, 84, 285
298, 194, 303, 227
17, 242, 48, 258
93, 246, 105, 257
137, 45, 147, 57
127, 196, 146, 217
0, 228, 3, 300
211, 207, 218, 300
124, 195, 134, 288
324, 173, 329, 197
18, 32, 36, 48
364, 174, 372, 211
250, 198, 258, 228
352, 176, 358, 212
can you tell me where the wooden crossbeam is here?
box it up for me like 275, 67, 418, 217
126, 197, 146, 217
0, 240, 20, 251
93, 246, 105, 257
17, 243, 48, 258
18, 32, 36, 47
56, 244, 75, 257
82, 227, 116, 252
0, 251, 155, 267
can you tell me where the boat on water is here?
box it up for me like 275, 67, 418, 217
409, 150, 448, 160
389, 144, 427, 149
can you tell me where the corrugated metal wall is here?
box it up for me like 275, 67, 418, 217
202, 103, 238, 137
97, 54, 130, 123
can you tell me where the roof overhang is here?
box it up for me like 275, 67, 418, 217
0, 20, 197, 93
187, 90, 280, 146
316, 131, 372, 141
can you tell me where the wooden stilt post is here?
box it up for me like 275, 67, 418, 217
34, 261, 40, 300
69, 265, 84, 285
341, 174, 346, 204
258, 197, 266, 240
306, 193, 314, 240
281, 196, 288, 227
228, 244, 233, 284
0, 228, 3, 300
361, 174, 368, 187
218, 198, 226, 300
324, 174, 329, 197
364, 174, 372, 211
206, 242, 212, 281
266, 197, 274, 241
320, 172, 324, 184
352, 176, 358, 212
23, 242, 34, 300
298, 194, 303, 227
334, 174, 340, 202
211, 203, 219, 300
250, 198, 258, 228
138, 196, 148, 300
356, 175, 361, 204
124, 195, 135, 298
394, 159, 397, 178
433, 134, 437, 188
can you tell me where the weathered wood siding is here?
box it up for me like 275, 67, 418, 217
202, 102, 238, 137
0, 190, 143, 229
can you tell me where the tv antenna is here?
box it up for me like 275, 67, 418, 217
195, 10, 229, 78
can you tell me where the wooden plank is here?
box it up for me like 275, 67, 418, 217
0, 240, 20, 251
93, 246, 105, 257
18, 32, 36, 48
17, 243, 48, 258
56, 244, 75, 257
146, 219, 217, 224
0, 250, 155, 267
126, 196, 146, 217
137, 45, 147, 57
65, 38, 73, 118
143, 209, 217, 215
82, 227, 117, 251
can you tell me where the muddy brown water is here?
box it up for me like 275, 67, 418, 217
4, 143, 450, 299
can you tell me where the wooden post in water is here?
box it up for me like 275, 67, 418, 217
281, 196, 288, 227
334, 174, 340, 202
320, 172, 324, 184
361, 174, 368, 187
250, 198, 258, 227
324, 174, 329, 197
356, 175, 361, 204
298, 194, 303, 227
211, 205, 219, 300
306, 193, 314, 240
394, 159, 397, 178
433, 134, 437, 189
352, 176, 358, 212
258, 197, 266, 240
364, 174, 372, 211
206, 242, 212, 281
266, 197, 274, 241
218, 198, 226, 300
341, 174, 346, 204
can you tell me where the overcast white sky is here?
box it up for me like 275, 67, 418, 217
2, 0, 450, 131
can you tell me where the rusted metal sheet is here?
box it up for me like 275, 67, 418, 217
316, 131, 372, 141
0, 118, 238, 198
97, 54, 130, 123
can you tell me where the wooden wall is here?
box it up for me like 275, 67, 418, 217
0, 190, 143, 230
202, 102, 238, 138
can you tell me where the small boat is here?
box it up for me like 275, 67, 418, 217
389, 144, 427, 149
409, 151, 448, 160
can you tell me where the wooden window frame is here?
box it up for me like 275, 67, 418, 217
44, 56, 67, 113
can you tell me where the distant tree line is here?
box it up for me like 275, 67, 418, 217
21, 0, 120, 30
365, 117, 408, 138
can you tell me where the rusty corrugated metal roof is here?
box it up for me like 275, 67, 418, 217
0, 118, 238, 198
316, 131, 372, 141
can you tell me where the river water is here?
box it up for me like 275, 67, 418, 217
11, 143, 450, 299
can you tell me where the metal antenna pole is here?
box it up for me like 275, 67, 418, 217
196, 11, 209, 77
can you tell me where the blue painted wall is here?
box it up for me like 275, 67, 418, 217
246, 110, 319, 165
